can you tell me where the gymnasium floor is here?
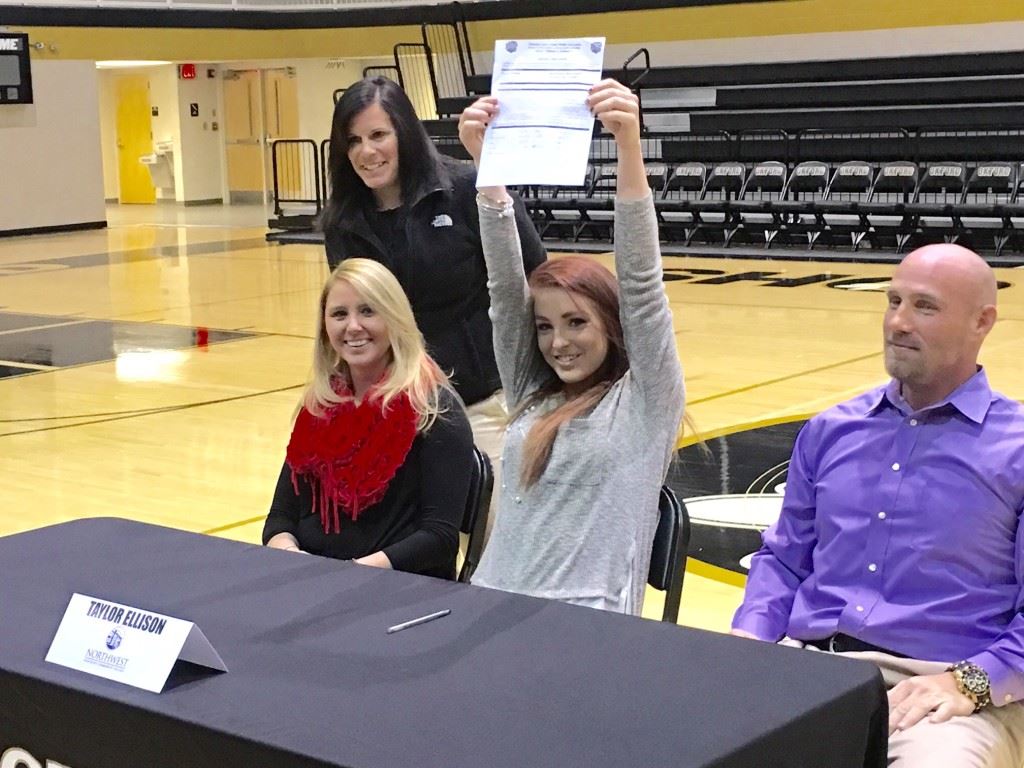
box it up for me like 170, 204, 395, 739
1, 202, 1021, 632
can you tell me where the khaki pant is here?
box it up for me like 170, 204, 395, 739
464, 390, 508, 546
791, 639, 1024, 767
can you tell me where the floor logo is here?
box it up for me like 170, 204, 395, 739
667, 420, 806, 581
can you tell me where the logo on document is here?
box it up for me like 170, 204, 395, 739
431, 214, 453, 228
105, 629, 123, 650
505, 41, 518, 53
591, 41, 603, 53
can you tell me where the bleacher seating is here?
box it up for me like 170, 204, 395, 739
811, 161, 871, 250
959, 162, 1018, 255
270, 50, 1024, 259
775, 160, 830, 248
658, 162, 706, 244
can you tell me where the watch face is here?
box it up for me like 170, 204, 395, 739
961, 665, 990, 695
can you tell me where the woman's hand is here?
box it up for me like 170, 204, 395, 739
266, 532, 305, 553
353, 551, 393, 569
458, 96, 499, 168
589, 79, 646, 200
587, 79, 641, 150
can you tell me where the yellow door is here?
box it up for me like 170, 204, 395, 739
263, 68, 301, 199
115, 75, 156, 205
224, 69, 265, 202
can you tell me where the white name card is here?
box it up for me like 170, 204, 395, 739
45, 593, 227, 693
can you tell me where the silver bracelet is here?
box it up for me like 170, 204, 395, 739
476, 191, 514, 218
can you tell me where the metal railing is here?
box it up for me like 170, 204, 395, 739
271, 139, 322, 217
395, 42, 438, 120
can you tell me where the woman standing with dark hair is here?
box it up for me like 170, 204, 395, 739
458, 80, 685, 615
320, 76, 546, 482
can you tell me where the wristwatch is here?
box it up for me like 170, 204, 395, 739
948, 661, 992, 712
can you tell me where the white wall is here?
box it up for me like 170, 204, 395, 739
0, 60, 105, 233
176, 64, 224, 202
97, 72, 119, 200
148, 65, 180, 201
98, 64, 224, 204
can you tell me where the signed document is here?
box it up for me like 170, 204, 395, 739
477, 37, 606, 187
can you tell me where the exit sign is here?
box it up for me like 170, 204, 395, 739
179, 63, 196, 80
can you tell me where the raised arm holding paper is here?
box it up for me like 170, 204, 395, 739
459, 80, 685, 614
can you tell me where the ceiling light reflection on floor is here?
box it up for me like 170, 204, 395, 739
115, 349, 187, 382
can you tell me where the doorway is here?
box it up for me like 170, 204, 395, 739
115, 75, 156, 205
223, 67, 299, 204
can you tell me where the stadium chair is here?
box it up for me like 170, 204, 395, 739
864, 161, 919, 252
658, 162, 707, 243
817, 160, 874, 250
645, 163, 670, 196
576, 163, 618, 241
457, 447, 494, 584
775, 160, 830, 248
648, 486, 691, 624
731, 160, 788, 247
1008, 163, 1024, 255
689, 161, 747, 245
906, 162, 969, 247
532, 166, 593, 241
958, 162, 1017, 255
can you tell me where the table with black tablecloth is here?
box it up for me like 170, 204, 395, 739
0, 518, 887, 768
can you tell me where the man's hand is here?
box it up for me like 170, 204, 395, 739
887, 671, 976, 734
729, 628, 761, 640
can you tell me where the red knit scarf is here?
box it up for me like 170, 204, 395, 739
285, 382, 418, 535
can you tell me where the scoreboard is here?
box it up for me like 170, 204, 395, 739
0, 33, 33, 105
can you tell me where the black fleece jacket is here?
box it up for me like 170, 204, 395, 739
324, 160, 546, 406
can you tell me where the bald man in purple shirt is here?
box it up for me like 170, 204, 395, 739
732, 243, 1024, 767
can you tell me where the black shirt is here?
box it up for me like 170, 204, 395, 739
262, 390, 473, 580
323, 160, 546, 405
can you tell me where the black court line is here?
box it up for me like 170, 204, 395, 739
203, 515, 268, 535
0, 237, 272, 274
688, 350, 883, 406
0, 383, 304, 437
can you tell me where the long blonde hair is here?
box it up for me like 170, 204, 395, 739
304, 259, 450, 431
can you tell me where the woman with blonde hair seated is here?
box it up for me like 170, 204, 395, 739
263, 258, 474, 579
458, 80, 686, 614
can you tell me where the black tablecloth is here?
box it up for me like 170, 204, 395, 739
0, 518, 887, 768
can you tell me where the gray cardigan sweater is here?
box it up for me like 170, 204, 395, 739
471, 194, 685, 614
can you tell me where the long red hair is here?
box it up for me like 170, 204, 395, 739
518, 256, 628, 487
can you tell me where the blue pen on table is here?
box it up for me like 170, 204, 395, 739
386, 608, 451, 635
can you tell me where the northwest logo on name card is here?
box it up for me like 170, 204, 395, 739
505, 41, 518, 53
105, 629, 123, 650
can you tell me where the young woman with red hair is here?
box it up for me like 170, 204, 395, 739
457, 80, 685, 614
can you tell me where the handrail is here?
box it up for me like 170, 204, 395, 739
362, 64, 403, 88
395, 42, 438, 118
270, 138, 322, 217
621, 47, 652, 88
319, 138, 331, 204
622, 47, 652, 133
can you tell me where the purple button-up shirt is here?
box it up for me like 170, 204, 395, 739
733, 369, 1024, 706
